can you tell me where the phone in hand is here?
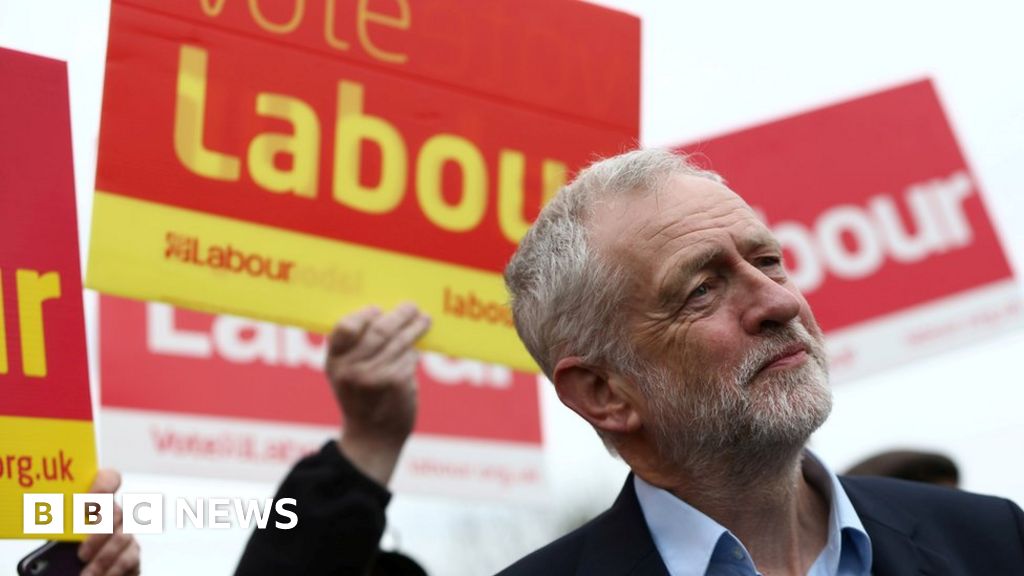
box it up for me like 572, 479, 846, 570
17, 541, 85, 576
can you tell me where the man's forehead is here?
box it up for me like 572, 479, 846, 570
589, 173, 760, 247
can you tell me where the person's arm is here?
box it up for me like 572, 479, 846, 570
78, 470, 141, 576
234, 304, 429, 576
233, 440, 399, 575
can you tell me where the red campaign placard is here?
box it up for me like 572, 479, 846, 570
96, 1, 639, 274
676, 79, 1015, 334
99, 295, 541, 444
88, 0, 640, 371
0, 47, 91, 422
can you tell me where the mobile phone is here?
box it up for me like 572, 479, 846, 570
17, 541, 85, 576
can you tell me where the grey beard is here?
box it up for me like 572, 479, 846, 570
640, 320, 833, 478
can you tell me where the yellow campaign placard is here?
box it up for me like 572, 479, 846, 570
87, 0, 640, 370
1, 47, 98, 539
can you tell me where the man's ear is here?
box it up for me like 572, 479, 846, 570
552, 357, 642, 435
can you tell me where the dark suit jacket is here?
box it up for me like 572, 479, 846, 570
497, 475, 1024, 575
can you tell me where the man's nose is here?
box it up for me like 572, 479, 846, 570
738, 266, 802, 335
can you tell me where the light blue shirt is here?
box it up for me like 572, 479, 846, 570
634, 452, 872, 576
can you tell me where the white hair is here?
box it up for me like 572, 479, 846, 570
504, 148, 722, 379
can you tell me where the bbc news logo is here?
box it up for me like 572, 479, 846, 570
23, 494, 297, 534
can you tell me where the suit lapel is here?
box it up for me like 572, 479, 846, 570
840, 477, 951, 576
576, 475, 670, 576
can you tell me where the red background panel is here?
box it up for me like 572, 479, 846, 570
0, 47, 92, 421
119, 0, 640, 132
96, 2, 638, 274
99, 295, 541, 444
676, 80, 1014, 333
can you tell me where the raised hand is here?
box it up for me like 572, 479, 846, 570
326, 303, 431, 485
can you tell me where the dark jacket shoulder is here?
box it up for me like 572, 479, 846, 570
840, 475, 1024, 575
496, 476, 667, 576
841, 474, 1023, 530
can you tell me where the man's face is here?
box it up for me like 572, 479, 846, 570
590, 174, 832, 468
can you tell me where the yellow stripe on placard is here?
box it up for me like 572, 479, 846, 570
0, 416, 97, 540
86, 191, 538, 371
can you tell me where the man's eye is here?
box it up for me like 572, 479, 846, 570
689, 283, 710, 300
758, 256, 782, 268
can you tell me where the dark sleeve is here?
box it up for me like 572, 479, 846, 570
234, 440, 398, 576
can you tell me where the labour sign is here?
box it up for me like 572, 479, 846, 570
677, 79, 1022, 382
86, 0, 640, 371
0, 47, 98, 539
98, 295, 545, 502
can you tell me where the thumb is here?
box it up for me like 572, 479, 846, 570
88, 469, 122, 494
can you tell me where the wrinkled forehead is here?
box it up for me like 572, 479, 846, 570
588, 173, 762, 260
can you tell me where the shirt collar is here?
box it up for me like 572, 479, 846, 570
633, 450, 872, 576
803, 451, 872, 575
633, 473, 732, 576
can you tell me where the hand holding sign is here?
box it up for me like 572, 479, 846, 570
328, 304, 431, 486
77, 470, 141, 576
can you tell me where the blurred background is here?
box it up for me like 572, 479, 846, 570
2, 1, 1023, 574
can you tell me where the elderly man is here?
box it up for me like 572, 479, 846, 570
498, 148, 1024, 575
